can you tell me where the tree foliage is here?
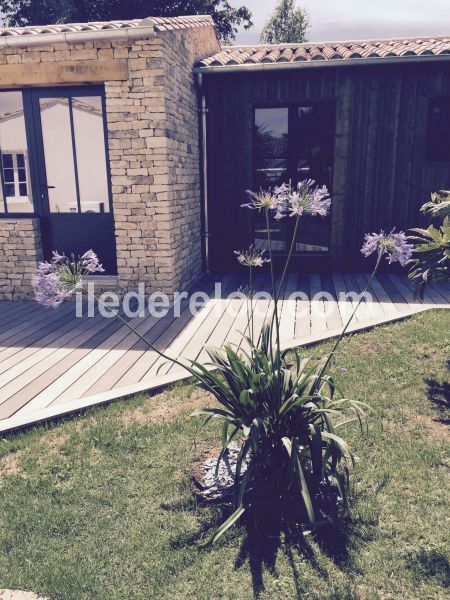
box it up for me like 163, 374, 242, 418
261, 0, 309, 44
0, 0, 253, 42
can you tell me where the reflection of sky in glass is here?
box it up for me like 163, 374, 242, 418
74, 96, 102, 112
0, 91, 23, 118
255, 107, 287, 139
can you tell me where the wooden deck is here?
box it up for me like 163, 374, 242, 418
0, 272, 448, 433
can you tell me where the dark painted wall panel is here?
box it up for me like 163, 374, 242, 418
203, 62, 450, 271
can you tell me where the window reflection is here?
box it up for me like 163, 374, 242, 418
295, 105, 334, 187
254, 108, 289, 252
40, 98, 78, 213
72, 97, 109, 213
255, 107, 288, 188
39, 96, 110, 214
0, 91, 33, 213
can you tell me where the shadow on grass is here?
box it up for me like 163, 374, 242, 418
166, 496, 379, 600
424, 360, 450, 425
233, 521, 344, 598
406, 547, 450, 588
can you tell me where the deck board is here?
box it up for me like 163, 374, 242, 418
0, 272, 447, 432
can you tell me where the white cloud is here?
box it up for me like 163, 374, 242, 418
230, 0, 450, 43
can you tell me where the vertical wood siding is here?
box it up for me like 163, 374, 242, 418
203, 62, 450, 271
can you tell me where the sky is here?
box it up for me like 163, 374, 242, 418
230, 0, 450, 44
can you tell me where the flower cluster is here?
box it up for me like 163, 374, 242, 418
32, 250, 104, 308
242, 189, 279, 212
243, 179, 331, 220
234, 245, 270, 268
361, 230, 413, 266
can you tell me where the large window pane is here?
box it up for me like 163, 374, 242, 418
294, 104, 334, 253
0, 91, 33, 213
72, 97, 110, 213
255, 107, 288, 188
295, 105, 334, 186
40, 98, 78, 213
254, 108, 289, 252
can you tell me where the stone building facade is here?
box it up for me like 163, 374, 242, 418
0, 16, 220, 299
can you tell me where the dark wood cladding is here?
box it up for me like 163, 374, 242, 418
203, 62, 450, 271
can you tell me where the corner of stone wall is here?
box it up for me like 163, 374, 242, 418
108, 24, 220, 298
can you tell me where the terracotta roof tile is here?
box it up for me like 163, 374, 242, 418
198, 35, 450, 69
0, 15, 214, 41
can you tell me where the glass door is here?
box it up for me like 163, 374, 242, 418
254, 103, 335, 261
0, 91, 35, 215
31, 87, 117, 274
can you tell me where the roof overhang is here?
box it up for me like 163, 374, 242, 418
0, 15, 214, 49
195, 53, 450, 75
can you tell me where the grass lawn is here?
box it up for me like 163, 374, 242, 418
0, 310, 449, 600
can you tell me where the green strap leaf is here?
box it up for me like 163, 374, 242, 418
201, 505, 246, 547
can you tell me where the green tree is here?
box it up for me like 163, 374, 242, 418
0, 0, 253, 43
261, 0, 309, 44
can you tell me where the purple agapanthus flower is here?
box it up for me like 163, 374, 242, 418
288, 180, 331, 218
234, 245, 270, 268
361, 229, 413, 266
242, 189, 277, 211
80, 250, 104, 274
243, 180, 331, 221
32, 249, 104, 308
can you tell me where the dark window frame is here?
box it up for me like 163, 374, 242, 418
425, 97, 450, 164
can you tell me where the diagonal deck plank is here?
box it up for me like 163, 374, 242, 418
0, 272, 448, 432
294, 273, 311, 338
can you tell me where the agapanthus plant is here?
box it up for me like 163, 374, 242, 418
234, 245, 270, 268
361, 229, 413, 267
193, 183, 412, 544
32, 251, 104, 307
32, 180, 412, 546
244, 179, 331, 222
234, 245, 269, 340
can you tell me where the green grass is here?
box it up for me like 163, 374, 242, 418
0, 310, 449, 600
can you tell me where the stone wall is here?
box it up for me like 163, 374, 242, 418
0, 218, 43, 300
108, 26, 219, 295
0, 20, 220, 299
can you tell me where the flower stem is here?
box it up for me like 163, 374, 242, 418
312, 251, 383, 391
268, 213, 301, 336
277, 213, 301, 301
264, 208, 281, 356
249, 265, 254, 342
